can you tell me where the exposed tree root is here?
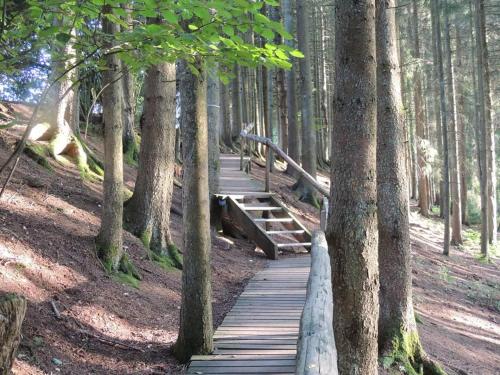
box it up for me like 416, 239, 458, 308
292, 178, 320, 208
381, 331, 447, 375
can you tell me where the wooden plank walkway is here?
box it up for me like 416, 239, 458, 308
187, 256, 310, 374
218, 154, 265, 195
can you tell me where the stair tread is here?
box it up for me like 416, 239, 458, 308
266, 230, 306, 234
277, 242, 312, 248
254, 218, 294, 223
242, 206, 283, 211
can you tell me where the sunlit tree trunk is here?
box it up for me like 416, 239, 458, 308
96, 6, 124, 270
328, 1, 378, 372
174, 58, 213, 363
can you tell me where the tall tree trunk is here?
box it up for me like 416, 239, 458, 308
207, 66, 220, 195
295, 0, 318, 206
432, 0, 451, 255
174, 58, 213, 363
443, 0, 462, 245
475, 0, 496, 247
283, 0, 300, 174
412, 0, 430, 217
471, 0, 488, 256
220, 82, 232, 148
231, 65, 243, 142
376, 4, 445, 374
123, 62, 180, 267
328, 1, 378, 373
121, 5, 138, 163
455, 24, 468, 225
96, 6, 124, 270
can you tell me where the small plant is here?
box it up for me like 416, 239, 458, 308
439, 266, 454, 283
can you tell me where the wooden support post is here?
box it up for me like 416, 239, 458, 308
265, 146, 271, 192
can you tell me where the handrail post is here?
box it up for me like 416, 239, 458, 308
320, 197, 329, 231
265, 145, 271, 192
240, 123, 245, 171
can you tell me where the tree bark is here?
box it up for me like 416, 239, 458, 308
123, 62, 178, 266
231, 65, 243, 141
328, 1, 378, 373
174, 58, 213, 363
432, 0, 451, 255
283, 0, 299, 173
443, 0, 462, 245
475, 0, 496, 247
0, 293, 27, 375
96, 6, 124, 270
295, 0, 318, 206
207, 66, 220, 195
411, 0, 430, 217
220, 81, 232, 148
472, 0, 489, 256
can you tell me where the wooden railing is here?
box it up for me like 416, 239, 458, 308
296, 231, 338, 375
239, 124, 329, 197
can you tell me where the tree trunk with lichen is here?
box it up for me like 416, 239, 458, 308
328, 1, 378, 373
174, 58, 213, 363
96, 8, 124, 272
376, 3, 445, 374
0, 293, 27, 375
123, 62, 181, 269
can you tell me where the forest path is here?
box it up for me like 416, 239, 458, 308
187, 255, 310, 374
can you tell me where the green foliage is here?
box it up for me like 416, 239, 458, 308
1, 0, 301, 96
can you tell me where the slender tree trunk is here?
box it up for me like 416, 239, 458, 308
96, 6, 124, 270
471, 0, 488, 256
475, 0, 496, 246
283, 0, 300, 174
295, 0, 318, 206
432, 0, 451, 255
412, 0, 430, 217
443, 0, 462, 245
231, 65, 243, 141
328, 1, 378, 373
220, 82, 232, 148
123, 62, 180, 267
121, 5, 138, 163
455, 24, 468, 224
174, 58, 213, 363
207, 66, 220, 195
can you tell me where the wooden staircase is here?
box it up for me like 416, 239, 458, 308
225, 193, 311, 260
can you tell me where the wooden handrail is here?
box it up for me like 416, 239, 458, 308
296, 231, 338, 375
239, 130, 329, 197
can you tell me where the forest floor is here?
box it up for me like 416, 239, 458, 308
0, 121, 498, 374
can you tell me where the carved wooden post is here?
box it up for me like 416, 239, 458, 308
240, 123, 245, 171
0, 293, 27, 375
320, 197, 329, 231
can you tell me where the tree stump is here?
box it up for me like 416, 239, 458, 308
0, 293, 27, 375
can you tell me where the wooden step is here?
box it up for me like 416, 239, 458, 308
242, 206, 282, 211
266, 230, 306, 235
254, 218, 294, 223
277, 243, 312, 248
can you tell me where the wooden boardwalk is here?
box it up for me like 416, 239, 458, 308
218, 154, 265, 195
187, 256, 310, 374
187, 153, 311, 374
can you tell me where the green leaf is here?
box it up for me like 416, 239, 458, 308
162, 10, 178, 24
188, 24, 199, 31
290, 49, 305, 58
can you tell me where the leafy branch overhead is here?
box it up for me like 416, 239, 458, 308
3, 0, 304, 85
